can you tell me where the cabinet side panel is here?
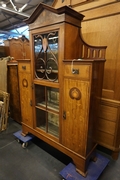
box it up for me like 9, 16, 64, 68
87, 62, 105, 154
64, 23, 81, 59
7, 65, 21, 123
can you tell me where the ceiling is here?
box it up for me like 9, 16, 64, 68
0, 0, 54, 40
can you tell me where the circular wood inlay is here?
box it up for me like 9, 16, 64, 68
22, 79, 28, 87
69, 87, 81, 100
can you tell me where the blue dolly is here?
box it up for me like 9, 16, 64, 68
13, 130, 34, 148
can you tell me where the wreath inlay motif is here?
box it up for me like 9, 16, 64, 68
69, 87, 81, 100
22, 79, 28, 87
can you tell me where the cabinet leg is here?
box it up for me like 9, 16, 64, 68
91, 156, 97, 162
111, 151, 119, 160
21, 125, 29, 136
76, 168, 88, 177
72, 149, 97, 177
73, 158, 88, 177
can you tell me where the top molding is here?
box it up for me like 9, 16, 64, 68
24, 3, 84, 24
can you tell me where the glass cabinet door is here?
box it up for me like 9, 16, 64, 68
34, 31, 58, 82
35, 84, 59, 138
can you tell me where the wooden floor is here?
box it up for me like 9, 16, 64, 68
0, 118, 120, 180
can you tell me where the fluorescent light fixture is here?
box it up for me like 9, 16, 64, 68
0, 34, 5, 36
1, 3, 6, 7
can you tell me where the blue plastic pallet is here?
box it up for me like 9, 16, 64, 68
59, 153, 110, 180
13, 130, 34, 148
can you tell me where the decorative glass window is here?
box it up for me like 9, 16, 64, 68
34, 31, 58, 81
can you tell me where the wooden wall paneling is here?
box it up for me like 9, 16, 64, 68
52, 0, 71, 8
72, 0, 118, 12
52, 0, 117, 9
81, 15, 120, 100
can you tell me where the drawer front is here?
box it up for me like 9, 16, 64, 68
99, 104, 118, 122
97, 118, 116, 135
64, 64, 91, 80
18, 63, 30, 73
96, 130, 114, 146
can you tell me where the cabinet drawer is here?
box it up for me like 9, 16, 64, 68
18, 63, 30, 73
64, 64, 91, 80
96, 130, 114, 146
97, 118, 116, 135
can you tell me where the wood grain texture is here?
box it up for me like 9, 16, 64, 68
22, 4, 106, 176
7, 63, 21, 123
5, 38, 30, 123
18, 60, 33, 127
96, 98, 120, 159
5, 38, 30, 60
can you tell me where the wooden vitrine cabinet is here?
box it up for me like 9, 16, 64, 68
22, 3, 106, 176
4, 37, 30, 60
4, 37, 30, 123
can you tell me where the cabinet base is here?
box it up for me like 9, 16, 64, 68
60, 153, 110, 179
22, 123, 97, 177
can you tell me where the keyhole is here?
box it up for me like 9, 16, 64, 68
62, 0, 64, 3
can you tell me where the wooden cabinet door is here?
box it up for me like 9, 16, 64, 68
19, 71, 33, 127
62, 78, 90, 156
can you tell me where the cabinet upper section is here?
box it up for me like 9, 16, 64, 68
24, 3, 84, 30
25, 3, 107, 61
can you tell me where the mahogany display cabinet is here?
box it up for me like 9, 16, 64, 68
20, 3, 107, 176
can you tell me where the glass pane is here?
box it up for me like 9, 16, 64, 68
48, 112, 59, 137
35, 85, 46, 108
35, 84, 59, 137
34, 31, 58, 81
36, 108, 46, 131
47, 87, 59, 112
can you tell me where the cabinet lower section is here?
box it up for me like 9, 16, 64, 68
22, 123, 97, 177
